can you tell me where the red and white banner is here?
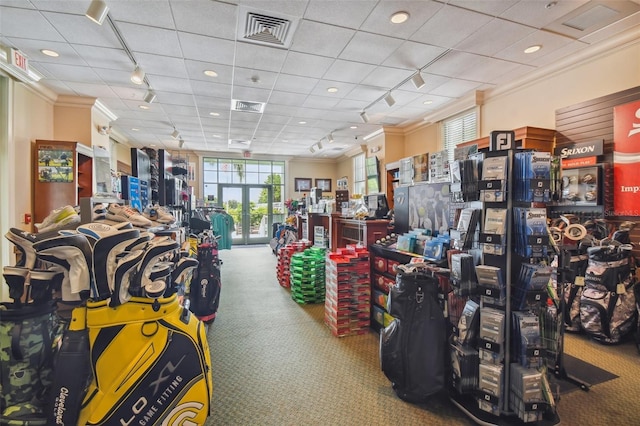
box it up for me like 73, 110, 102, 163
613, 99, 640, 216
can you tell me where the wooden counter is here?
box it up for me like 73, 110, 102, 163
331, 217, 390, 252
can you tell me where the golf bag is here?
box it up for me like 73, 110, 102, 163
380, 264, 446, 402
189, 241, 222, 323
579, 245, 638, 344
635, 283, 640, 353
562, 251, 589, 332
48, 295, 212, 426
0, 301, 62, 425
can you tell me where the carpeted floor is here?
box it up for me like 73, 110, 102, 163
206, 245, 640, 425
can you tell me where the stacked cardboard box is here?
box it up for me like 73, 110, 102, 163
324, 245, 371, 337
277, 241, 311, 288
290, 247, 326, 304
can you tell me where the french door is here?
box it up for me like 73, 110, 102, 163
219, 184, 273, 245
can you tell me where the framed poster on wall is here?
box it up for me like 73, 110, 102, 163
37, 145, 74, 182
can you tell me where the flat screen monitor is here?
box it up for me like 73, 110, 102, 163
130, 148, 151, 185
365, 193, 389, 219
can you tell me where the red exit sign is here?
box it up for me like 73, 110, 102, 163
11, 48, 29, 73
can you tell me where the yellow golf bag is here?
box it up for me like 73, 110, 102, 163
50, 294, 212, 425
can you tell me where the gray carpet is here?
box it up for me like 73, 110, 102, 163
205, 245, 640, 425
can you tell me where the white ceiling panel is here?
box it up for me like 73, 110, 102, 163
289, 20, 356, 58
117, 22, 182, 56
410, 5, 494, 48
382, 41, 448, 70
0, 7, 65, 42
2, 0, 637, 157
338, 32, 404, 65
454, 18, 536, 56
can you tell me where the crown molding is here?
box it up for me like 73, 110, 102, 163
54, 95, 96, 108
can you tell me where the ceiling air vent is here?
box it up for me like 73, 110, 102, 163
231, 99, 265, 114
228, 139, 252, 149
237, 6, 299, 49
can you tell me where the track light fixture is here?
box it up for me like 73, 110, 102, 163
143, 89, 156, 104
86, 0, 109, 25
178, 138, 185, 148
131, 65, 145, 85
384, 92, 396, 107
309, 145, 316, 154
317, 141, 323, 150
411, 72, 426, 89
328, 133, 334, 143
171, 129, 180, 139
360, 111, 369, 123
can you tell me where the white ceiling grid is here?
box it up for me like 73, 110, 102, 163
0, 0, 638, 158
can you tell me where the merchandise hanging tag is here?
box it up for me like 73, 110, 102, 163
616, 283, 626, 294
574, 276, 585, 286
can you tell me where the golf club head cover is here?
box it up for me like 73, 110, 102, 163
110, 250, 145, 307
28, 269, 58, 305
2, 266, 30, 306
4, 228, 57, 269
33, 233, 93, 300
90, 227, 141, 300
131, 238, 179, 296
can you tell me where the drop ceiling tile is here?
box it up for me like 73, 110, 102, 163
360, 67, 414, 90
43, 12, 121, 49
134, 53, 188, 79
449, 0, 517, 16
185, 60, 233, 84
233, 67, 278, 89
107, 0, 175, 28
273, 74, 319, 94
260, 113, 295, 125
234, 42, 289, 73
494, 29, 575, 65
345, 84, 387, 103
190, 80, 232, 98
98, 97, 128, 111
455, 18, 536, 56
64, 82, 118, 98
3, 37, 85, 66
338, 32, 404, 65
141, 75, 192, 93
456, 55, 524, 82
580, 10, 640, 44
360, 0, 444, 39
430, 79, 482, 98
410, 5, 494, 48
426, 50, 483, 79
323, 60, 377, 84
117, 22, 182, 57
41, 79, 75, 95
500, 0, 591, 29
71, 44, 130, 70
179, 32, 235, 64
93, 68, 134, 85
161, 104, 198, 117
302, 95, 340, 109
154, 91, 196, 107
194, 94, 231, 109
399, 72, 450, 92
280, 51, 335, 79
309, 80, 356, 97
268, 91, 309, 106
0, 7, 64, 41
290, 20, 355, 58
108, 85, 147, 100
487, 63, 535, 86
231, 86, 272, 103
382, 41, 448, 70
530, 40, 590, 69
304, 0, 374, 28
333, 98, 369, 112
171, 0, 237, 39
39, 62, 101, 83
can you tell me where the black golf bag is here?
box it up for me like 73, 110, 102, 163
189, 241, 222, 324
380, 264, 446, 403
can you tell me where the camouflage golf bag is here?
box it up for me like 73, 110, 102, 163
0, 300, 62, 425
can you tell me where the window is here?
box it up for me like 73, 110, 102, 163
203, 158, 285, 214
443, 108, 478, 161
353, 153, 366, 195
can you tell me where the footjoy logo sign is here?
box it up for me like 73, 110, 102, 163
490, 130, 514, 151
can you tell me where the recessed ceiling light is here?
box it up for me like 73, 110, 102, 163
299, 121, 307, 124
524, 45, 542, 54
41, 49, 59, 57
212, 134, 221, 138
209, 112, 220, 116
350, 126, 358, 129
327, 87, 338, 93
131, 128, 139, 131
139, 105, 149, 110
203, 70, 218, 77
390, 11, 409, 24
423, 100, 433, 105
149, 144, 156, 147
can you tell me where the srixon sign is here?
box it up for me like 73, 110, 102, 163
613, 99, 640, 216
554, 139, 603, 168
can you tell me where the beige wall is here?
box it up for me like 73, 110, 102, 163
53, 97, 93, 146
287, 159, 337, 200
481, 41, 640, 135
404, 123, 440, 156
